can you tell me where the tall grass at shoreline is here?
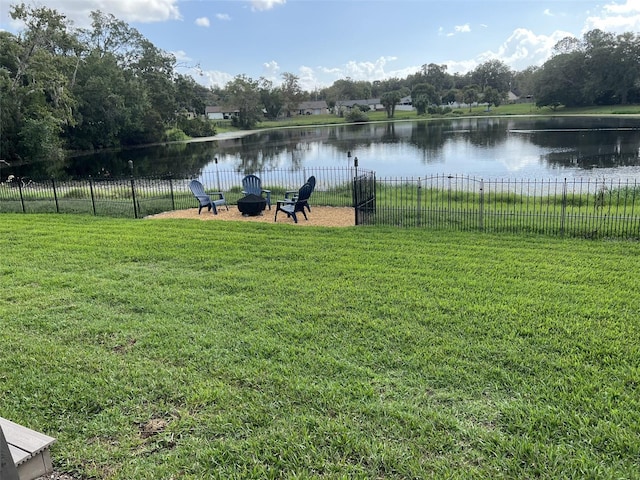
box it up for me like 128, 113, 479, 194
1, 214, 640, 479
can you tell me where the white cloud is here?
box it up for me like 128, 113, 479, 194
477, 28, 573, 72
303, 56, 418, 89
216, 13, 231, 21
442, 59, 478, 75
602, 0, 640, 14
24, 0, 182, 26
543, 9, 553, 17
250, 0, 286, 12
262, 60, 280, 81
172, 50, 191, 63
343, 57, 396, 80
585, 0, 640, 32
195, 17, 210, 27
441, 23, 471, 37
198, 70, 235, 88
298, 66, 320, 92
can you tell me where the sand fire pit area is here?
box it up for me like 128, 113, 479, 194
146, 206, 355, 227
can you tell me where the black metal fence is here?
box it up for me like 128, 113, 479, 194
2, 170, 640, 239
364, 175, 640, 239
0, 167, 357, 218
353, 171, 376, 226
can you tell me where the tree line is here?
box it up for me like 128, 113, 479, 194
2, 1, 640, 169
1, 3, 216, 170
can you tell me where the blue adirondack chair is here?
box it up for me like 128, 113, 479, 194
275, 181, 314, 223
241, 174, 271, 210
189, 180, 228, 215
284, 175, 315, 212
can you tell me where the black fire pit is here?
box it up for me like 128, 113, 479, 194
237, 194, 267, 216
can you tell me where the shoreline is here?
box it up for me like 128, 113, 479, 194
184, 111, 640, 145
63, 111, 640, 160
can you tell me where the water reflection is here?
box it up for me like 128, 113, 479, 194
6, 117, 640, 180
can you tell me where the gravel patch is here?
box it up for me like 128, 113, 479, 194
146, 206, 355, 227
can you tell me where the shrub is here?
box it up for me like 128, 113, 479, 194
165, 128, 190, 142
177, 116, 217, 137
345, 107, 369, 123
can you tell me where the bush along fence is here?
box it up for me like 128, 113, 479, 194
2, 170, 640, 239
363, 175, 640, 239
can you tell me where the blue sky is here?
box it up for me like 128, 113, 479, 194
2, 0, 640, 91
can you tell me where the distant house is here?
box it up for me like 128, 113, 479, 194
396, 96, 413, 111
297, 100, 329, 115
335, 99, 384, 114
508, 91, 534, 104
205, 106, 238, 120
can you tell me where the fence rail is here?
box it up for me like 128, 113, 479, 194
0, 168, 357, 218
2, 171, 640, 239
366, 175, 640, 239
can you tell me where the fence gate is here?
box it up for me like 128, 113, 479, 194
353, 171, 376, 225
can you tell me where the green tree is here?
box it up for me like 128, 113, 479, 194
281, 72, 303, 117
412, 83, 439, 115
581, 29, 640, 105
463, 85, 480, 111
259, 78, 283, 120
441, 89, 458, 105
420, 63, 452, 94
226, 75, 262, 129
0, 3, 79, 164
322, 77, 372, 104
483, 87, 504, 109
372, 77, 407, 98
512, 66, 539, 98
533, 49, 586, 108
471, 60, 513, 94
133, 39, 177, 126
83, 10, 144, 67
67, 51, 130, 149
380, 90, 403, 118
79, 10, 175, 143
174, 74, 207, 115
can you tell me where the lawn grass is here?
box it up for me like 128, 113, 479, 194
1, 214, 640, 479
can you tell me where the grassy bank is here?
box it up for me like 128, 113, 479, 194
1, 214, 639, 479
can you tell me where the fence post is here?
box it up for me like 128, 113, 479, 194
479, 179, 484, 231
417, 177, 422, 227
560, 178, 567, 236
18, 180, 25, 213
373, 173, 377, 214
353, 174, 358, 226
89, 177, 96, 215
130, 177, 138, 219
169, 177, 175, 211
52, 178, 59, 213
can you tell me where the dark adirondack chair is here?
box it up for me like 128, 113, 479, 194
275, 181, 314, 223
241, 174, 271, 210
284, 176, 315, 212
189, 180, 228, 215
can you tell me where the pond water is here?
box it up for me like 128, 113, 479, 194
9, 116, 640, 180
